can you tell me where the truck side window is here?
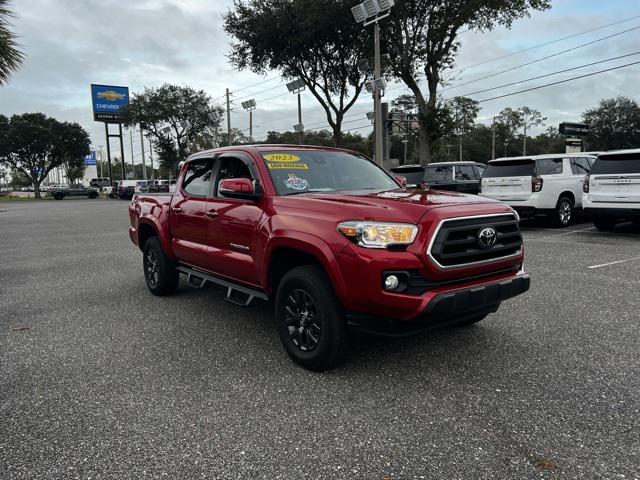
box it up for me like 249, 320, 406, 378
182, 159, 213, 197
536, 158, 563, 175
216, 157, 253, 195
571, 157, 591, 175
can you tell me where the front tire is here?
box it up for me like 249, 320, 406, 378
275, 266, 348, 371
593, 217, 617, 231
143, 237, 179, 296
552, 196, 573, 228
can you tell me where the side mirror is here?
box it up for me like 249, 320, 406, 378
394, 175, 407, 187
219, 178, 262, 200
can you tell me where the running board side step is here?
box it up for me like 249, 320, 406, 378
176, 266, 268, 307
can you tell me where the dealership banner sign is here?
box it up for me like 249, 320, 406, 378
91, 84, 129, 122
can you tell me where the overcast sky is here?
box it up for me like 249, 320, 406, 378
1, 0, 639, 164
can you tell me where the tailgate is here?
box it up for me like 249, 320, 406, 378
481, 176, 532, 201
588, 174, 640, 203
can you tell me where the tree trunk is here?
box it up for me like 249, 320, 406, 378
418, 128, 430, 165
333, 124, 343, 147
33, 182, 41, 199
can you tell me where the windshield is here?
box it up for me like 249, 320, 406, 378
484, 160, 535, 178
591, 153, 640, 175
262, 151, 398, 195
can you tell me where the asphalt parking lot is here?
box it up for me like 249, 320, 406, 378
1, 200, 639, 479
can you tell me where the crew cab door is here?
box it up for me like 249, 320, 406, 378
203, 153, 265, 286
169, 157, 215, 266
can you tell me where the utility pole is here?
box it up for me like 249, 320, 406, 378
139, 128, 147, 180
118, 123, 126, 181
491, 116, 496, 159
226, 88, 232, 145
523, 118, 528, 156
97, 145, 104, 178
297, 92, 303, 145
373, 22, 383, 166
129, 127, 135, 178
459, 135, 463, 162
149, 139, 155, 180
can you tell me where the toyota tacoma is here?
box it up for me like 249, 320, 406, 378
128, 146, 530, 371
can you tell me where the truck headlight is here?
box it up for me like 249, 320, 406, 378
338, 221, 418, 249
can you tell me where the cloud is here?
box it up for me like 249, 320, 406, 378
1, 0, 639, 160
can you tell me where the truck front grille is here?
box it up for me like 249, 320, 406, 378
428, 214, 522, 268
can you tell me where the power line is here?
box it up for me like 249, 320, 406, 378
477, 60, 640, 103
459, 51, 640, 97
450, 14, 640, 74
441, 24, 640, 93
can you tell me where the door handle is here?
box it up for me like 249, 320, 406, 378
171, 207, 183, 214
206, 209, 219, 218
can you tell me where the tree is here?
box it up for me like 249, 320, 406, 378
123, 84, 223, 173
224, 0, 370, 146
0, 0, 24, 85
583, 96, 640, 151
263, 129, 371, 156
447, 96, 479, 161
494, 107, 523, 155
526, 126, 565, 155
0, 113, 90, 198
519, 106, 545, 155
384, 0, 550, 163
219, 128, 251, 147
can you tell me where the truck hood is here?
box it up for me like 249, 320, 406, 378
273, 188, 503, 223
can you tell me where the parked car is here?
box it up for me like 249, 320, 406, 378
90, 177, 111, 188
479, 153, 597, 227
49, 184, 98, 200
391, 162, 487, 194
128, 145, 530, 371
583, 149, 640, 230
117, 180, 150, 199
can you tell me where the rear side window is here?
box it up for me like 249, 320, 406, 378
425, 165, 453, 182
591, 153, 640, 175
455, 165, 476, 181
474, 164, 487, 178
571, 158, 591, 175
182, 159, 213, 197
536, 158, 563, 175
484, 160, 535, 178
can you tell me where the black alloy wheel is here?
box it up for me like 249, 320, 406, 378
284, 288, 322, 352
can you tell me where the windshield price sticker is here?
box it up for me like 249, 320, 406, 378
284, 174, 309, 191
267, 162, 308, 170
264, 153, 301, 162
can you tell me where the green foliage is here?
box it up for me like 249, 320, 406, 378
0, 113, 90, 197
383, 0, 551, 162
0, 0, 24, 86
583, 96, 640, 151
123, 84, 224, 173
263, 129, 371, 156
447, 96, 480, 135
224, 0, 371, 145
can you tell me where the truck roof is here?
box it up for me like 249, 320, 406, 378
489, 152, 598, 163
188, 144, 361, 161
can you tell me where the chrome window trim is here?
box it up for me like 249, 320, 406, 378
426, 212, 522, 270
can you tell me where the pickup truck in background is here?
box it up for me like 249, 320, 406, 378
50, 184, 99, 200
128, 145, 530, 371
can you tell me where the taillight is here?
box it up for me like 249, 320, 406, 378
583, 175, 590, 193
532, 176, 543, 192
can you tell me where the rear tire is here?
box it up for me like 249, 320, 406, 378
143, 236, 179, 296
552, 196, 573, 228
593, 217, 617, 231
53, 193, 63, 200
275, 265, 348, 371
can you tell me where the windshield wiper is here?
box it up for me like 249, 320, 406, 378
283, 189, 333, 196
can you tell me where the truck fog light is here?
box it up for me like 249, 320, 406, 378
384, 274, 399, 291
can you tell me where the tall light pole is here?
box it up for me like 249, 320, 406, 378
286, 79, 306, 145
352, 0, 394, 166
241, 99, 257, 142
491, 116, 496, 160
129, 127, 135, 179
97, 145, 104, 178
149, 139, 155, 180
139, 128, 147, 180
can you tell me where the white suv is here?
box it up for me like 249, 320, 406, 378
480, 153, 597, 227
583, 149, 640, 230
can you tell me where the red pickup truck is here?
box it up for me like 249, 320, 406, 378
129, 145, 529, 371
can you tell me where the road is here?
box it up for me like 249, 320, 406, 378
1, 200, 639, 479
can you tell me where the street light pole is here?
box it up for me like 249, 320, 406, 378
297, 92, 303, 145
139, 128, 147, 180
241, 99, 257, 143
373, 21, 383, 166
149, 139, 155, 180
129, 128, 135, 178
491, 116, 496, 160
286, 79, 306, 145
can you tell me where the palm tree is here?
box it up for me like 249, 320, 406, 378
0, 0, 24, 85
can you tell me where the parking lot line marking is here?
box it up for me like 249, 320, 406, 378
587, 257, 640, 269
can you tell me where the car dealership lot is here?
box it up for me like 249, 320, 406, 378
1, 201, 638, 479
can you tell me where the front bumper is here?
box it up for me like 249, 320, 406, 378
346, 274, 530, 337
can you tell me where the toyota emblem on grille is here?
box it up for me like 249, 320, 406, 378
478, 227, 498, 249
